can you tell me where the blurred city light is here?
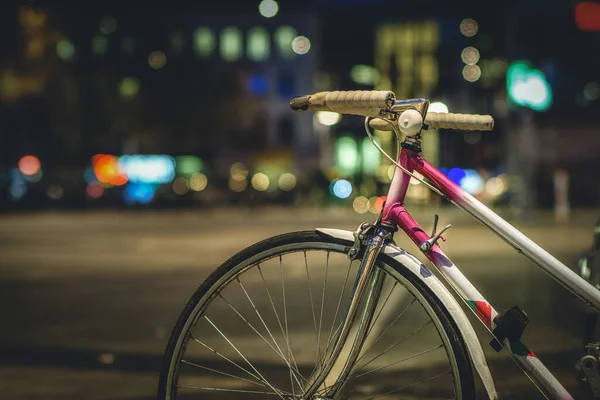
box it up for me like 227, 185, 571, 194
56, 39, 75, 61
291, 36, 311, 55
350, 65, 381, 86
274, 26, 297, 58
248, 74, 269, 95
258, 0, 279, 18
278, 173, 296, 191
410, 171, 424, 185
18, 155, 41, 176
247, 27, 270, 61
485, 176, 506, 197
47, 185, 64, 200
361, 137, 380, 175
331, 179, 352, 199
353, 196, 370, 214
335, 136, 359, 175
575, 2, 600, 31
92, 35, 108, 55
460, 169, 484, 195
369, 195, 386, 213
316, 111, 341, 126
86, 182, 104, 199
10, 183, 27, 200
461, 46, 480, 65
460, 18, 478, 37
447, 167, 466, 185
229, 178, 248, 192
428, 101, 449, 113
193, 27, 215, 57
148, 51, 167, 69
172, 177, 189, 195
189, 173, 208, 191
230, 163, 249, 181
118, 155, 175, 184
123, 183, 155, 205
119, 77, 140, 98
220, 27, 243, 61
583, 82, 600, 101
99, 16, 117, 35
251, 173, 270, 191
176, 156, 204, 175
462, 64, 481, 82
93, 154, 128, 186
507, 61, 552, 111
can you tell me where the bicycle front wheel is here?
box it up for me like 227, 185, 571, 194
158, 230, 475, 399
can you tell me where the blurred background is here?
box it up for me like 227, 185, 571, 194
1, 0, 600, 399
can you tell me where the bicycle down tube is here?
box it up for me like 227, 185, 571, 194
381, 144, 600, 399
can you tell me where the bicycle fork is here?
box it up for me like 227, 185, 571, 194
302, 225, 391, 399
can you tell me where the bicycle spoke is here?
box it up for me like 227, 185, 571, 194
179, 386, 292, 396
325, 258, 354, 352
362, 280, 399, 341
363, 371, 451, 400
316, 251, 330, 366
181, 359, 268, 389
217, 293, 306, 386
352, 344, 443, 379
203, 316, 287, 400
192, 336, 262, 383
354, 297, 417, 365
357, 319, 432, 371
280, 256, 301, 382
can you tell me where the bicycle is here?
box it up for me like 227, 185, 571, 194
158, 90, 600, 399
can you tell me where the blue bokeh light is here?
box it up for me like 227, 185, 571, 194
447, 168, 466, 185
331, 179, 353, 199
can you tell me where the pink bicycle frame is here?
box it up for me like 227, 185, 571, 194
379, 145, 600, 399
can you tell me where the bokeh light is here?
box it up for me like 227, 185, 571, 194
278, 173, 297, 191
428, 102, 449, 113
230, 163, 249, 181
460, 18, 478, 37
18, 155, 41, 176
461, 46, 480, 65
485, 177, 506, 197
119, 77, 140, 98
331, 179, 352, 199
229, 178, 248, 192
148, 51, 167, 69
251, 173, 270, 191
353, 196, 370, 214
172, 177, 189, 195
292, 36, 311, 55
258, 0, 279, 18
86, 182, 104, 199
189, 173, 208, 191
92, 154, 128, 186
462, 64, 481, 82
99, 16, 117, 35
47, 185, 64, 200
315, 111, 341, 126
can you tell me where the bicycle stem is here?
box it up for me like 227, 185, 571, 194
302, 226, 390, 399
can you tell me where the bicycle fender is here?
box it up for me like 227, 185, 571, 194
317, 228, 498, 400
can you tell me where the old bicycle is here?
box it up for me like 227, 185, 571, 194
158, 90, 600, 399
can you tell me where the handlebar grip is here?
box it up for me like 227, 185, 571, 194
425, 112, 494, 131
290, 90, 395, 117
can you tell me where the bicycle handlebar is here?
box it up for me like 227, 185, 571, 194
290, 90, 494, 132
289, 90, 395, 117
368, 112, 494, 131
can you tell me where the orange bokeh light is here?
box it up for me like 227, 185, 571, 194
92, 154, 128, 186
18, 155, 41, 176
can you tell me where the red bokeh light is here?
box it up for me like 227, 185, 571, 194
18, 155, 41, 176
576, 2, 600, 31
92, 154, 128, 186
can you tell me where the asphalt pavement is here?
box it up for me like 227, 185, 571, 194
0, 206, 599, 399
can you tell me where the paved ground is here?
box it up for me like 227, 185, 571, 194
0, 206, 599, 399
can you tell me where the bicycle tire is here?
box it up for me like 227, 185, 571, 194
158, 230, 476, 399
